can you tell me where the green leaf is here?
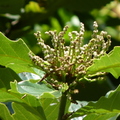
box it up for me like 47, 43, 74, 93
0, 79, 68, 120
0, 32, 35, 74
40, 97, 70, 120
25, 1, 41, 12
87, 46, 120, 79
0, 0, 24, 14
0, 103, 13, 120
83, 113, 119, 120
0, 68, 21, 90
15, 80, 61, 98
9, 81, 65, 120
0, 89, 47, 120
12, 102, 46, 120
18, 72, 40, 81
71, 84, 120, 120
0, 80, 62, 120
40, 98, 60, 120
18, 68, 45, 81
0, 90, 22, 103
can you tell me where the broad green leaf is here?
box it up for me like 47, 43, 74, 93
0, 81, 61, 120
18, 72, 40, 81
40, 98, 60, 120
41, 97, 71, 120
0, 68, 21, 90
71, 84, 120, 120
0, 83, 46, 117
0, 32, 35, 74
18, 68, 45, 81
0, 80, 67, 120
15, 80, 61, 98
0, 90, 47, 120
87, 46, 120, 79
0, 90, 22, 103
12, 102, 46, 120
10, 80, 68, 120
0, 0, 24, 14
83, 113, 119, 120
12, 94, 47, 120
0, 103, 13, 120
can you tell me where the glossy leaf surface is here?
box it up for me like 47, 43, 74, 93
0, 32, 35, 74
16, 80, 61, 98
87, 46, 120, 79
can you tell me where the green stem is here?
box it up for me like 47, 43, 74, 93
58, 92, 67, 120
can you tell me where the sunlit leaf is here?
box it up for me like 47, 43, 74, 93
87, 46, 120, 79
16, 80, 61, 98
18, 68, 45, 81
18, 72, 40, 81
0, 89, 47, 120
0, 32, 35, 74
0, 90, 22, 103
40, 98, 59, 120
0, 80, 62, 120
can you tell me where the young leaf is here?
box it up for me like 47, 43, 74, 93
0, 32, 35, 74
70, 84, 120, 120
87, 46, 120, 79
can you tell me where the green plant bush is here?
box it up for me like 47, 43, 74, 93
0, 0, 120, 120
0, 21, 120, 120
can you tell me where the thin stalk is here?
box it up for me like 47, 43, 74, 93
58, 91, 67, 120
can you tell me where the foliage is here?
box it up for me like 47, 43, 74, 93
0, 23, 120, 119
87, 46, 120, 79
0, 0, 120, 120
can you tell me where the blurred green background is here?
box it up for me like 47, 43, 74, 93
0, 0, 120, 101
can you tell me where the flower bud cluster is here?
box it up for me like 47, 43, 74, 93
29, 21, 111, 91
